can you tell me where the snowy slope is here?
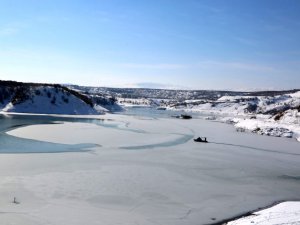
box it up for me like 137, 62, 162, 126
0, 83, 103, 115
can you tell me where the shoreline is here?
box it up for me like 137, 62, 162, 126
0, 111, 105, 119
2, 109, 300, 143
175, 108, 300, 143
209, 200, 300, 225
122, 106, 300, 143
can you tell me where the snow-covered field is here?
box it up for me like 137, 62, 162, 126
1, 113, 300, 225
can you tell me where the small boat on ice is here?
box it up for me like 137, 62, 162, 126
180, 114, 192, 119
194, 137, 208, 143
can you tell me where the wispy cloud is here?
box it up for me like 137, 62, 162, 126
234, 37, 258, 46
264, 24, 284, 32
192, 2, 224, 14
121, 63, 188, 69
197, 60, 276, 72
126, 82, 189, 90
232, 86, 279, 92
94, 11, 111, 23
0, 22, 27, 37
120, 60, 277, 73
0, 27, 20, 36
37, 15, 71, 23
0, 48, 70, 61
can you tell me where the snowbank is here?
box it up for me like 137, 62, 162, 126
234, 119, 294, 138
289, 91, 300, 98
227, 201, 300, 225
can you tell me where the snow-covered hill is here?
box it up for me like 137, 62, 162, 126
66, 84, 298, 101
0, 81, 104, 115
168, 92, 300, 142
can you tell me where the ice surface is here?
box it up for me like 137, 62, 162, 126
1, 113, 299, 225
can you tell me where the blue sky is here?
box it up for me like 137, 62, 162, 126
0, 0, 300, 90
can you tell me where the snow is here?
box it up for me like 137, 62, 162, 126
117, 97, 154, 107
289, 91, 300, 98
93, 104, 109, 112
1, 83, 299, 140
161, 93, 300, 142
0, 85, 299, 224
114, 91, 300, 142
2, 113, 300, 225
1, 86, 102, 115
227, 201, 300, 225
232, 115, 300, 140
234, 119, 291, 137
217, 95, 258, 102
112, 92, 300, 143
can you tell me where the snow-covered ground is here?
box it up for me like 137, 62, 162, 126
164, 91, 300, 142
227, 201, 300, 225
0, 84, 105, 115
117, 97, 155, 107
2, 113, 300, 225
233, 116, 300, 141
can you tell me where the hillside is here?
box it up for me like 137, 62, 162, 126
169, 92, 300, 141
66, 84, 299, 101
0, 81, 103, 115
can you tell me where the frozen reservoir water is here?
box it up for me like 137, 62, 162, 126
1, 110, 300, 225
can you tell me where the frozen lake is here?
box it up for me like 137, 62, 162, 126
0, 114, 101, 153
1, 111, 300, 225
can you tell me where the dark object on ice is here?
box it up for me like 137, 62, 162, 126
13, 197, 20, 204
194, 137, 208, 143
156, 107, 166, 110
180, 114, 192, 119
